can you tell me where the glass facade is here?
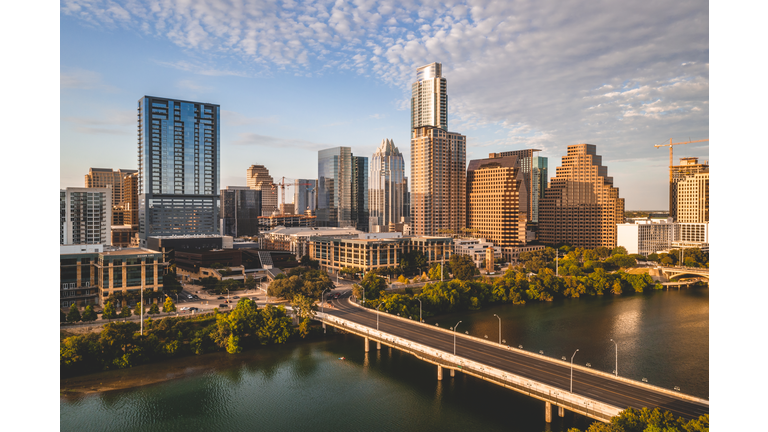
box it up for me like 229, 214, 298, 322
317, 147, 368, 230
220, 187, 261, 237
138, 96, 220, 243
531, 155, 548, 223
368, 139, 405, 231
294, 179, 317, 215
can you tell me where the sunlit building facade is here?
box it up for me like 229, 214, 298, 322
369, 139, 406, 232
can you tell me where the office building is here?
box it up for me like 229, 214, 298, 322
258, 214, 316, 230
617, 219, 675, 256
539, 144, 625, 248
488, 150, 548, 224
410, 63, 466, 236
466, 155, 528, 247
317, 147, 368, 230
294, 179, 317, 215
369, 139, 406, 233
220, 186, 262, 238
676, 172, 709, 223
137, 96, 220, 245
453, 238, 501, 268
669, 157, 708, 221
61, 187, 112, 245
247, 164, 278, 216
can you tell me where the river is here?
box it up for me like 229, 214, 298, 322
60, 287, 708, 431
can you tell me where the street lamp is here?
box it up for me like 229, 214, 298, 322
610, 339, 618, 377
417, 298, 422, 323
453, 320, 462, 355
570, 349, 579, 393
493, 313, 501, 345
376, 303, 383, 330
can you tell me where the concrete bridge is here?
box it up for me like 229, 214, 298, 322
656, 266, 709, 282
318, 294, 708, 424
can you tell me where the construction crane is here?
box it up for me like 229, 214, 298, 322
654, 138, 709, 181
271, 177, 313, 214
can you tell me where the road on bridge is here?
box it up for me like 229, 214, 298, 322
324, 292, 708, 421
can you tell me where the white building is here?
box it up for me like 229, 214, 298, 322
260, 226, 364, 258
452, 238, 501, 268
617, 218, 708, 256
61, 187, 112, 246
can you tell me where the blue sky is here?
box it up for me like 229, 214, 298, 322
60, 0, 709, 209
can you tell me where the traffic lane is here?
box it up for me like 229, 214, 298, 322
326, 298, 707, 420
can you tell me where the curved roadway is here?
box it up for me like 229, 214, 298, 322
324, 292, 708, 421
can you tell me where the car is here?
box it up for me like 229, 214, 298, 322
189, 307, 199, 312
180, 307, 190, 311
233, 296, 240, 299
217, 296, 225, 300
188, 295, 193, 299
219, 304, 228, 308
334, 293, 340, 299
193, 295, 200, 299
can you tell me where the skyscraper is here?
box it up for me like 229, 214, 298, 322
676, 172, 709, 223
246, 164, 278, 216
466, 155, 528, 247
317, 147, 368, 230
411, 62, 447, 131
137, 96, 220, 245
220, 186, 261, 237
539, 144, 625, 248
294, 179, 317, 215
488, 150, 548, 224
410, 63, 466, 236
369, 139, 405, 232
85, 168, 138, 209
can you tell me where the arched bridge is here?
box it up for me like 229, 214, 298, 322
658, 266, 709, 281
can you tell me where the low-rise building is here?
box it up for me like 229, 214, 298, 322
260, 226, 363, 258
501, 244, 546, 264
617, 218, 708, 255
258, 214, 317, 230
452, 238, 501, 268
309, 235, 452, 273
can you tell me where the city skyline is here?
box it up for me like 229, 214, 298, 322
60, 1, 709, 210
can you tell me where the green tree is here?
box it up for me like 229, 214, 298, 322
119, 304, 132, 318
134, 302, 144, 317
257, 305, 294, 344
162, 297, 176, 313
291, 293, 317, 338
103, 301, 117, 321
300, 255, 320, 269
611, 246, 628, 256
449, 254, 479, 281
67, 303, 82, 323
148, 303, 160, 314
359, 272, 388, 301
244, 274, 257, 291
81, 305, 97, 322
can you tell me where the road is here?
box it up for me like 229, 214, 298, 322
324, 291, 708, 421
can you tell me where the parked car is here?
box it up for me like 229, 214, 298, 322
233, 296, 240, 299
217, 296, 225, 300
189, 307, 199, 312
188, 294, 193, 299
180, 307, 189, 311
219, 304, 228, 308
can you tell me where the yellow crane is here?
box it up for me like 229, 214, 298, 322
654, 138, 709, 181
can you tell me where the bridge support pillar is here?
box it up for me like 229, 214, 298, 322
377, 341, 381, 350
558, 406, 564, 417
450, 368, 455, 377
437, 365, 443, 381
364, 337, 369, 352
545, 401, 552, 423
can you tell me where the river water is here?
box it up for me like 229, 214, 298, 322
60, 287, 708, 431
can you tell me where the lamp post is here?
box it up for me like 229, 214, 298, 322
493, 314, 501, 345
610, 339, 618, 377
417, 298, 422, 322
453, 320, 462, 355
376, 303, 383, 330
570, 349, 579, 393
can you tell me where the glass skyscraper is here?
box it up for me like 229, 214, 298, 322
137, 96, 220, 244
220, 186, 261, 237
294, 179, 317, 216
369, 138, 405, 232
317, 147, 368, 230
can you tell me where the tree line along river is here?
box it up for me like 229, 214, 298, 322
60, 287, 708, 432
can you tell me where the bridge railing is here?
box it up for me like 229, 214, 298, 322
343, 297, 709, 406
318, 311, 622, 422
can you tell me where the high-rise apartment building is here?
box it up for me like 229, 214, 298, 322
60, 187, 112, 245
466, 155, 528, 247
317, 147, 368, 230
669, 157, 708, 221
487, 150, 548, 224
137, 96, 220, 245
369, 139, 406, 233
85, 168, 138, 209
294, 179, 317, 215
247, 164, 278, 216
409, 63, 466, 236
676, 172, 709, 223
220, 186, 261, 237
411, 62, 447, 131
539, 144, 624, 248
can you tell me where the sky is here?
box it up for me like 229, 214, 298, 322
60, 0, 709, 210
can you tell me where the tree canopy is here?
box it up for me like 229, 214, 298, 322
267, 267, 334, 301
